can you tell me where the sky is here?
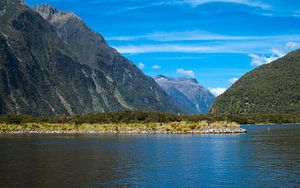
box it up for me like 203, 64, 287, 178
26, 0, 300, 96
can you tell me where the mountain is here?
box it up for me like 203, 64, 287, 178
211, 50, 300, 115
155, 75, 215, 114
0, 1, 179, 116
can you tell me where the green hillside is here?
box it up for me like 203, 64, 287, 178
211, 49, 300, 115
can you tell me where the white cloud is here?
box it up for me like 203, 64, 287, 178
249, 42, 300, 66
208, 87, 227, 96
107, 31, 300, 42
138, 62, 145, 69
179, 0, 271, 9
292, 10, 300, 17
286, 42, 300, 49
229, 77, 238, 84
152, 65, 161, 69
176, 68, 195, 77
115, 44, 216, 54
249, 53, 278, 66
113, 39, 300, 54
108, 31, 260, 42
105, 2, 165, 15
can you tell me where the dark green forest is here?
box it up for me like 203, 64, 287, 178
211, 50, 300, 115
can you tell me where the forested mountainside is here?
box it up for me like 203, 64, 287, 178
211, 50, 300, 115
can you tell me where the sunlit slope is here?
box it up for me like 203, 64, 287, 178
211, 50, 300, 115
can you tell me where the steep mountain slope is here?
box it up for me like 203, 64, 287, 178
211, 50, 300, 115
155, 75, 215, 114
0, 0, 178, 116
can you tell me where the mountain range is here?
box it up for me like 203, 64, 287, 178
1, 0, 299, 117
0, 1, 179, 116
155, 75, 215, 114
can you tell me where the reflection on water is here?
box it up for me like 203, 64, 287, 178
0, 125, 299, 187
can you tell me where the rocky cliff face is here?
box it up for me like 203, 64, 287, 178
0, 1, 179, 116
211, 50, 300, 115
155, 75, 215, 114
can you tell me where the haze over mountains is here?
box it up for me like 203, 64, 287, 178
155, 75, 215, 114
0, 1, 179, 116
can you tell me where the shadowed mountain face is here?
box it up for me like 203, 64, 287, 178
0, 1, 179, 116
155, 75, 215, 114
211, 50, 300, 115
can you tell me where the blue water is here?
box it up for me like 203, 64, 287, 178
0, 124, 300, 187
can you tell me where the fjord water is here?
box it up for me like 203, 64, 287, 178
0, 125, 299, 187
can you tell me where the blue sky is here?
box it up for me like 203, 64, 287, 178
26, 0, 300, 96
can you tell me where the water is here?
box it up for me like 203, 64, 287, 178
0, 124, 299, 187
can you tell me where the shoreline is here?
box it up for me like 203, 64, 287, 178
0, 128, 247, 135
242, 123, 300, 126
0, 121, 247, 135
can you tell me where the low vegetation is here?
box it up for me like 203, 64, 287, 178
0, 121, 243, 134
0, 111, 298, 125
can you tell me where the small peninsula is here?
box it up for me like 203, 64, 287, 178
0, 121, 246, 134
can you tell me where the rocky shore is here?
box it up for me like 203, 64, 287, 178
0, 128, 247, 135
0, 121, 247, 135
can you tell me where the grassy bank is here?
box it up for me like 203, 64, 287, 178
0, 121, 246, 134
0, 111, 299, 125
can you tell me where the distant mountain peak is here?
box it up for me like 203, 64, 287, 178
32, 4, 82, 24
155, 75, 199, 84
155, 76, 215, 114
32, 4, 58, 19
156, 75, 168, 79
33, 4, 106, 52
